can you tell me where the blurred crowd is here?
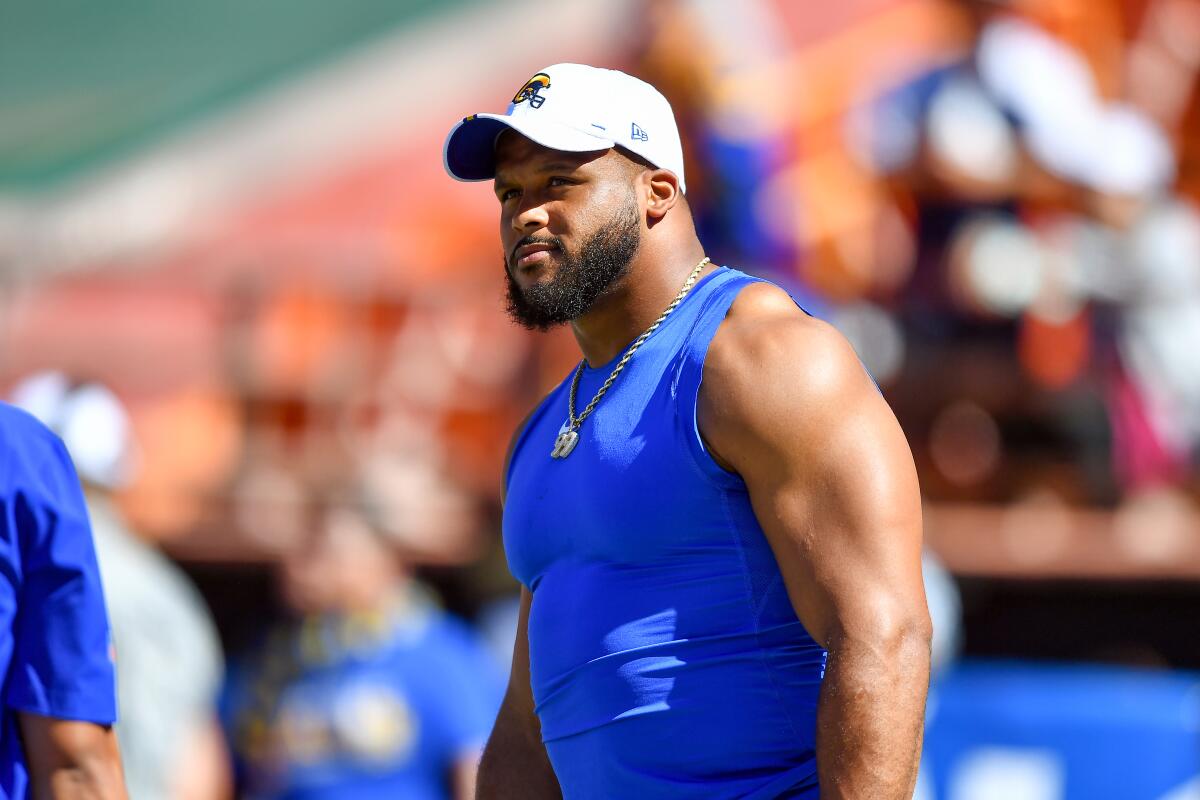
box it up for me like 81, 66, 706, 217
9, 372, 504, 798
635, 0, 1200, 512
3, 0, 1196, 565
1, 0, 1198, 797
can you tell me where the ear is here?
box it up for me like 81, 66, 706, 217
644, 169, 682, 221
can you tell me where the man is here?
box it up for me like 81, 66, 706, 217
11, 372, 230, 800
224, 480, 500, 800
444, 63, 932, 798
0, 401, 126, 798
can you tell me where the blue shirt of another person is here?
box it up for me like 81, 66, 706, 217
225, 599, 502, 800
0, 404, 118, 798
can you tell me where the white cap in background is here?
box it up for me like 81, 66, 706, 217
443, 63, 688, 192
9, 371, 135, 489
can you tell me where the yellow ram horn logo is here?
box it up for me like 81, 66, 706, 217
512, 73, 551, 108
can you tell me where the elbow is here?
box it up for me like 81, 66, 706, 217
825, 603, 934, 672
48, 760, 126, 800
44, 744, 126, 800
19, 716, 126, 799
43, 762, 126, 800
882, 606, 933, 669
895, 604, 934, 652
896, 613, 934, 673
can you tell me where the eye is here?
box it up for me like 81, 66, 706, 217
548, 176, 572, 188
499, 188, 520, 202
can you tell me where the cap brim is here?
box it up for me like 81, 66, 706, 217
443, 113, 615, 182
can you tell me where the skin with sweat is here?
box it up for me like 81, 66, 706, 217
481, 130, 932, 800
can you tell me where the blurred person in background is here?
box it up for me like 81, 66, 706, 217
223, 477, 501, 800
0, 399, 124, 798
444, 63, 931, 799
11, 373, 229, 800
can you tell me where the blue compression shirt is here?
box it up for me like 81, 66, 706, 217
0, 404, 117, 798
503, 267, 827, 799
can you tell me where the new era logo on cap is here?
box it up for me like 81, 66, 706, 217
443, 63, 687, 193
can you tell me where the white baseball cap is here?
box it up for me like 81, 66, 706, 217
443, 63, 687, 193
10, 370, 136, 489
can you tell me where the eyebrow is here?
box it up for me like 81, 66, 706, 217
494, 161, 586, 189
539, 161, 585, 172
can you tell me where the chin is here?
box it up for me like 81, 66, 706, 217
514, 262, 560, 291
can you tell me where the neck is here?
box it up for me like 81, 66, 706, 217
570, 241, 712, 367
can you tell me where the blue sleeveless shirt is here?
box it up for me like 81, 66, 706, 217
503, 267, 827, 799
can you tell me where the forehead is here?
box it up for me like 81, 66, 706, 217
493, 130, 612, 179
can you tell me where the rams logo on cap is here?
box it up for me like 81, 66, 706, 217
512, 73, 551, 108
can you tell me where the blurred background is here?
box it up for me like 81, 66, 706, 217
2, 0, 1198, 797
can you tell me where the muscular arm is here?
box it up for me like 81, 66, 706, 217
476, 408, 560, 798
18, 715, 126, 800
475, 587, 561, 799
699, 284, 932, 800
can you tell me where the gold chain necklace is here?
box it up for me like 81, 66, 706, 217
550, 256, 711, 459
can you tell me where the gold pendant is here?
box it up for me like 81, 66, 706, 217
551, 428, 579, 459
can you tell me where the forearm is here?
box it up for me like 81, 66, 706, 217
476, 703, 560, 800
815, 627, 931, 799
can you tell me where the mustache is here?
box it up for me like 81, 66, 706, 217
509, 235, 562, 268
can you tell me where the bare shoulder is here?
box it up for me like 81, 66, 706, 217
699, 281, 912, 492
703, 281, 870, 419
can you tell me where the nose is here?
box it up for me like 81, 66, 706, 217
511, 195, 550, 233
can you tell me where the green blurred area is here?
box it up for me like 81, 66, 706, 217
0, 0, 479, 190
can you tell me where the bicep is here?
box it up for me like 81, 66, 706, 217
704, 317, 926, 648
488, 587, 545, 747
504, 588, 536, 712
476, 588, 559, 796
760, 381, 925, 647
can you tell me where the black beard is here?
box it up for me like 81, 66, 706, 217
504, 199, 641, 331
